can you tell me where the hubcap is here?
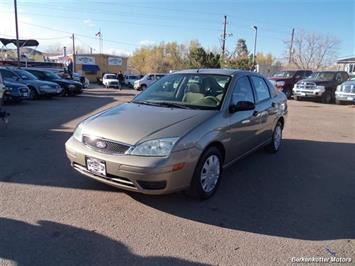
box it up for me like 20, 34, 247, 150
274, 125, 282, 150
200, 155, 220, 193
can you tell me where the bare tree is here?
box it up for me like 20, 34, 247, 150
286, 30, 340, 70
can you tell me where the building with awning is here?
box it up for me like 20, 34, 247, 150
73, 53, 128, 82
337, 55, 355, 76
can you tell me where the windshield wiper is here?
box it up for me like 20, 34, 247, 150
131, 100, 162, 107
154, 102, 192, 109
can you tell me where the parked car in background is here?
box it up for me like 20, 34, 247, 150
293, 71, 349, 103
134, 73, 166, 90
335, 79, 355, 104
269, 70, 312, 99
25, 68, 83, 96
102, 73, 120, 88
0, 67, 62, 99
125, 75, 140, 88
65, 69, 287, 199
3, 80, 30, 103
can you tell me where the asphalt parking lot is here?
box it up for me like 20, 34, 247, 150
1, 87, 354, 265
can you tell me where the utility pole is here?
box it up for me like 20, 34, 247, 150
288, 28, 295, 64
221, 15, 227, 58
71, 33, 76, 72
252, 26, 258, 67
14, 0, 20, 67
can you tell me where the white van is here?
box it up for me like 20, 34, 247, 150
133, 73, 165, 90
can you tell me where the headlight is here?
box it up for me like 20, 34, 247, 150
73, 123, 84, 142
68, 85, 75, 89
276, 81, 285, 87
127, 137, 179, 157
316, 85, 325, 90
336, 85, 341, 91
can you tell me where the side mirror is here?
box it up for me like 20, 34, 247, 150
295, 75, 301, 79
229, 101, 255, 113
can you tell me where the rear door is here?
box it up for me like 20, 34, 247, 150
226, 75, 260, 162
250, 75, 277, 144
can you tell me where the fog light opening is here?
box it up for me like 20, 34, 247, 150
172, 162, 185, 172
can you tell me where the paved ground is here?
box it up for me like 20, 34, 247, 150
1, 87, 354, 266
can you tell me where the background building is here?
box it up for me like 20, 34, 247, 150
73, 53, 128, 82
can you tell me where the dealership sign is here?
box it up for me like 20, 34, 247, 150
76, 56, 95, 64
108, 57, 123, 66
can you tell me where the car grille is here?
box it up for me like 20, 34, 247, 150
82, 136, 131, 154
296, 82, 316, 90
340, 85, 355, 93
109, 81, 118, 85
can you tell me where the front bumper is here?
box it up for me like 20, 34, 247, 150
65, 136, 199, 194
293, 87, 325, 98
335, 92, 355, 103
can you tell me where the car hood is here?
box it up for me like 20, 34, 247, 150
269, 77, 292, 82
4, 80, 28, 89
21, 79, 58, 87
81, 103, 215, 145
52, 79, 81, 86
297, 79, 333, 85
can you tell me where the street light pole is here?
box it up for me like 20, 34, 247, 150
252, 26, 258, 68
14, 0, 21, 67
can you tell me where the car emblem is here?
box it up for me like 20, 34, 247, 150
95, 140, 107, 149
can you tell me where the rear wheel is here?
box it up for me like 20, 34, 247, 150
321, 91, 332, 104
187, 146, 223, 200
267, 121, 283, 153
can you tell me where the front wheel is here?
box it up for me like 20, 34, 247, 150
294, 95, 302, 101
29, 88, 39, 100
187, 147, 223, 200
267, 121, 283, 153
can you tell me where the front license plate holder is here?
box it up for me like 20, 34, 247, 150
86, 157, 106, 176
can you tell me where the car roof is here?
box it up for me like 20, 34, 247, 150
172, 68, 252, 76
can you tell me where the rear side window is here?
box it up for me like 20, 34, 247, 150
232, 76, 255, 103
250, 76, 271, 102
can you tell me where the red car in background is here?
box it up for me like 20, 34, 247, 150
269, 70, 312, 99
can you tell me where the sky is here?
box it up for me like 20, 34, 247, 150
0, 0, 354, 60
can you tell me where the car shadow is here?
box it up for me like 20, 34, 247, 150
0, 218, 207, 266
130, 139, 355, 241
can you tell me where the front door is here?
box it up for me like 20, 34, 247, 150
225, 75, 260, 163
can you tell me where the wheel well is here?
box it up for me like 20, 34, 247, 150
205, 141, 225, 162
278, 117, 285, 129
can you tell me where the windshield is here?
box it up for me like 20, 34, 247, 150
105, 74, 116, 79
133, 73, 232, 110
272, 71, 296, 78
14, 70, 38, 80
44, 71, 61, 79
309, 72, 335, 80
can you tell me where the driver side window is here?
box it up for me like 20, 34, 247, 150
232, 76, 255, 104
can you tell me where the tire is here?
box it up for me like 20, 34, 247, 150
283, 88, 292, 99
321, 91, 332, 104
267, 121, 283, 153
29, 88, 39, 100
294, 95, 302, 101
335, 100, 343, 105
187, 146, 223, 200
